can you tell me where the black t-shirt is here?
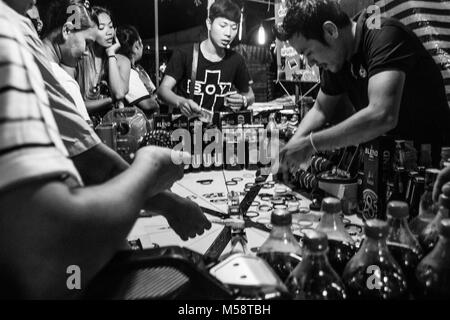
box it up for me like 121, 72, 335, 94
321, 11, 450, 146
165, 43, 253, 112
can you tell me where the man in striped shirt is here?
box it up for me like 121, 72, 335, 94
7, 0, 211, 239
0, 0, 208, 299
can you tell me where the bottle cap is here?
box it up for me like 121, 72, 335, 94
321, 197, 342, 214
364, 219, 389, 239
302, 229, 328, 252
271, 209, 292, 226
440, 219, 450, 238
386, 201, 409, 219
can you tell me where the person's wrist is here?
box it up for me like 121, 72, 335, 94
107, 54, 117, 60
309, 132, 319, 154
242, 95, 248, 108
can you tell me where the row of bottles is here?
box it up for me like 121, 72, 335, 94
256, 191, 450, 299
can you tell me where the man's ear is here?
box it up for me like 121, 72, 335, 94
322, 21, 339, 41
61, 22, 74, 40
206, 18, 212, 31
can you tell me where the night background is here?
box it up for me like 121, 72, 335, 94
36, 0, 276, 45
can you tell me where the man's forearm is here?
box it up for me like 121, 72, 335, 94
71, 143, 130, 186
85, 98, 114, 114
294, 104, 328, 138
312, 106, 394, 151
157, 85, 184, 109
242, 90, 255, 107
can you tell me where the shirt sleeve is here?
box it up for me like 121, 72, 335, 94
0, 12, 82, 192
165, 48, 188, 82
233, 54, 253, 93
365, 25, 417, 78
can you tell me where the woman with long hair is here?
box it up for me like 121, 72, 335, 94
116, 25, 159, 116
76, 6, 131, 125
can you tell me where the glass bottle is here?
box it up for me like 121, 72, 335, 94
419, 184, 450, 254
386, 201, 423, 294
415, 219, 450, 299
342, 220, 408, 300
386, 166, 406, 203
316, 197, 357, 276
409, 169, 440, 237
257, 209, 302, 282
286, 230, 347, 300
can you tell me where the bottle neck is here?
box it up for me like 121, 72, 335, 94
360, 236, 390, 255
388, 217, 420, 247
388, 217, 412, 234
301, 248, 332, 269
270, 224, 296, 240
259, 224, 301, 254
427, 236, 450, 263
317, 213, 354, 244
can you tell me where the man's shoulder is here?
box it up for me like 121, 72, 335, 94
224, 48, 246, 66
365, 14, 415, 43
173, 43, 195, 57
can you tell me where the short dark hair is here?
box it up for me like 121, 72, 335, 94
209, 0, 241, 24
91, 6, 114, 27
117, 25, 141, 59
42, 0, 94, 38
274, 0, 351, 44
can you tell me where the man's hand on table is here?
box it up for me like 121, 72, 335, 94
144, 191, 212, 241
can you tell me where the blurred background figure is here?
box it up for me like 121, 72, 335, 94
26, 0, 43, 35
117, 25, 160, 117
76, 6, 131, 126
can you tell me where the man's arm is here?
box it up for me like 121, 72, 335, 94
294, 89, 343, 138
0, 146, 185, 299
71, 143, 129, 186
312, 70, 404, 150
157, 75, 201, 117
279, 71, 405, 173
85, 97, 114, 114
241, 87, 255, 107
71, 143, 211, 239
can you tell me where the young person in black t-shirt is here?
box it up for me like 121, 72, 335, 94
157, 0, 255, 117
274, 0, 450, 173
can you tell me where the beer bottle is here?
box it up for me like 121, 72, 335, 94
342, 220, 408, 299
257, 209, 302, 282
286, 230, 347, 300
316, 197, 357, 276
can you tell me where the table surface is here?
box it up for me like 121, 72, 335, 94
127, 170, 364, 258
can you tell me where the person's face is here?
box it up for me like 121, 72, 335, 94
207, 17, 238, 48
134, 37, 143, 61
95, 12, 115, 48
4, 0, 35, 14
288, 24, 346, 73
62, 26, 97, 67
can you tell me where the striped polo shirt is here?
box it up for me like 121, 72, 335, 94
0, 1, 82, 192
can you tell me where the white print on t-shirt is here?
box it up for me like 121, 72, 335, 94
187, 69, 232, 111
